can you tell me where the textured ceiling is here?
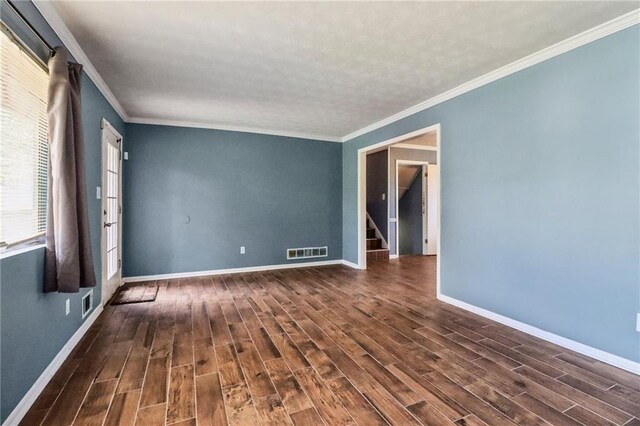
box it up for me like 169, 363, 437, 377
50, 1, 638, 140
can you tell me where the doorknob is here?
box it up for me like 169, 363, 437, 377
103, 222, 112, 228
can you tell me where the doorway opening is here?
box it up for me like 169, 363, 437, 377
395, 160, 439, 257
357, 124, 441, 294
101, 118, 123, 305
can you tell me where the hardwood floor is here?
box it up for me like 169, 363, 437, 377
22, 256, 640, 425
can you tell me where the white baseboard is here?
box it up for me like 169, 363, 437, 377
438, 294, 640, 376
123, 259, 346, 283
3, 304, 104, 426
389, 254, 399, 259
341, 259, 361, 269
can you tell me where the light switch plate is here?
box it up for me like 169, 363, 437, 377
65, 299, 70, 316
636, 313, 640, 333
96, 187, 101, 199
240, 246, 246, 254
124, 151, 129, 160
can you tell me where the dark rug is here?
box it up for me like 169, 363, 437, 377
111, 282, 158, 305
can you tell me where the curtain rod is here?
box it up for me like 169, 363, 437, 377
4, 0, 55, 53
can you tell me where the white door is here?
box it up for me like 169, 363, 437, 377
426, 164, 438, 255
101, 120, 123, 303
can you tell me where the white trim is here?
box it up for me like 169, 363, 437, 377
341, 259, 362, 269
357, 151, 367, 270
342, 9, 640, 142
393, 143, 438, 151
122, 259, 345, 283
389, 254, 399, 259
386, 147, 391, 254
438, 294, 640, 376
32, 1, 129, 121
0, 243, 45, 260
100, 118, 122, 139
2, 304, 104, 426
100, 119, 124, 306
436, 129, 442, 298
366, 212, 388, 249
128, 117, 342, 143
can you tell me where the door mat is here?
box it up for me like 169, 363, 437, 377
111, 282, 158, 305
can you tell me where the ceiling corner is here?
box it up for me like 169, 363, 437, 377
32, 0, 129, 122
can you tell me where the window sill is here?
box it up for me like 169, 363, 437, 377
0, 243, 46, 260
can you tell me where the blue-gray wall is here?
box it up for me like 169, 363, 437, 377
398, 172, 423, 256
0, 2, 125, 422
366, 150, 388, 240
122, 124, 342, 277
342, 26, 640, 362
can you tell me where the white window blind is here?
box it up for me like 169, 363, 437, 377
0, 28, 49, 247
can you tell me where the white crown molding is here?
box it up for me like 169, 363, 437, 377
32, 1, 129, 121
127, 116, 342, 143
439, 294, 640, 376
2, 304, 104, 426
341, 9, 640, 142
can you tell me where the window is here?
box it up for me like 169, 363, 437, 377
0, 26, 49, 249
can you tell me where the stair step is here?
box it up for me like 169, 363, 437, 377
366, 248, 389, 263
366, 238, 382, 250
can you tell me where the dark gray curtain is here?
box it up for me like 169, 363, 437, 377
44, 47, 95, 293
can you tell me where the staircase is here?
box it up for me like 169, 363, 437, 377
366, 216, 389, 263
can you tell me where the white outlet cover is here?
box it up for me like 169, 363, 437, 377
382, 193, 386, 200
96, 187, 101, 199
124, 151, 129, 160
65, 299, 70, 316
240, 246, 246, 254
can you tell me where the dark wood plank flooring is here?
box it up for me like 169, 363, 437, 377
22, 256, 640, 425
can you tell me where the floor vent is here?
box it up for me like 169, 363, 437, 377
287, 246, 328, 260
81, 290, 93, 319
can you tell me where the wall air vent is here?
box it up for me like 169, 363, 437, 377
287, 246, 328, 260
81, 290, 93, 319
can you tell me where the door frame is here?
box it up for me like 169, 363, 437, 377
100, 118, 123, 306
395, 160, 429, 256
356, 123, 441, 296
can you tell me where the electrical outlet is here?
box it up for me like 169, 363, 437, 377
382, 193, 386, 200
65, 299, 70, 316
240, 246, 246, 254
